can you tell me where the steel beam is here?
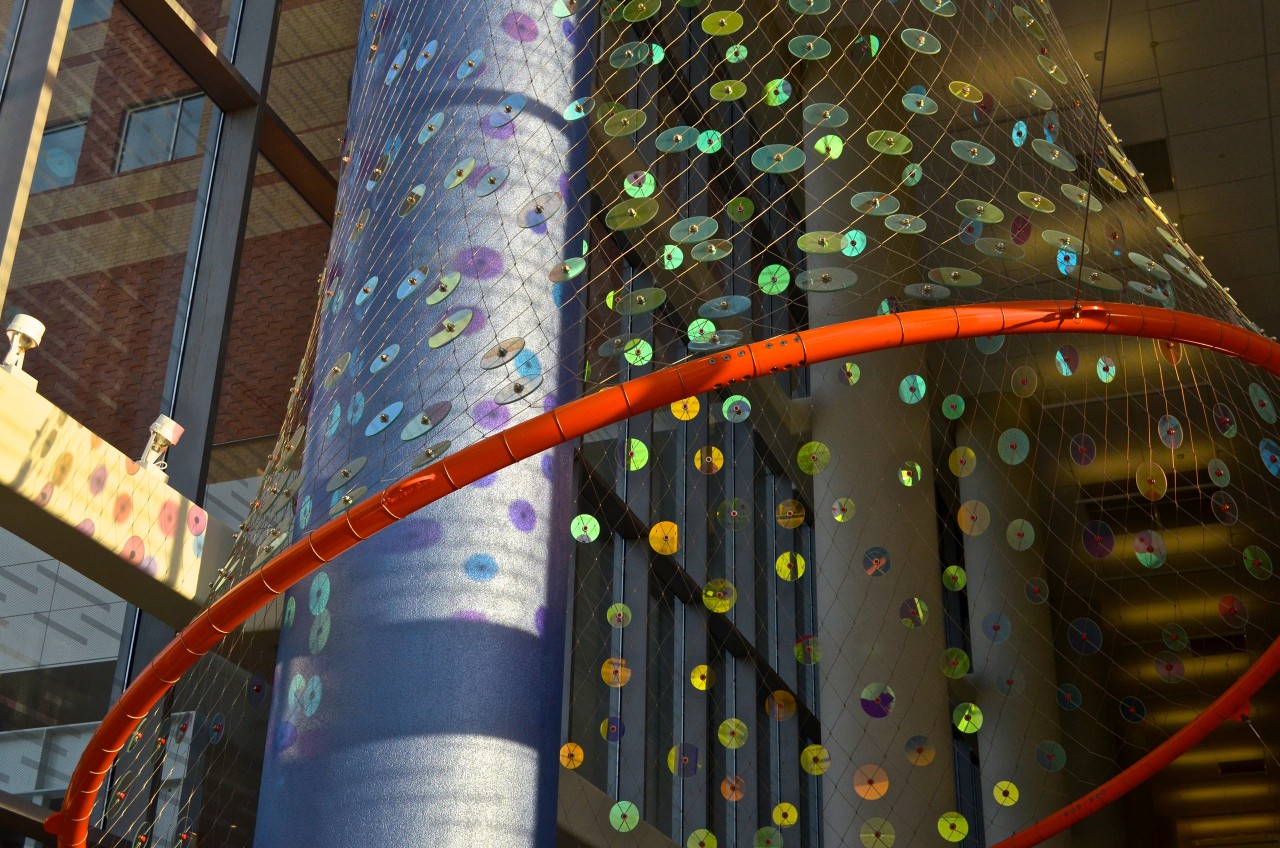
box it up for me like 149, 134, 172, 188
158, 0, 281, 500
0, 0, 75, 309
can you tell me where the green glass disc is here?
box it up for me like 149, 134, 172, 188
608, 41, 650, 68
710, 79, 747, 101
955, 198, 1003, 223
867, 129, 912, 155
701, 10, 743, 34
762, 78, 792, 106
814, 134, 844, 159
670, 216, 718, 243
803, 102, 848, 127
623, 0, 660, 21
751, 144, 805, 174
758, 264, 790, 294
603, 108, 647, 137
726, 196, 754, 222
797, 230, 844, 253
605, 197, 658, 231
788, 35, 832, 59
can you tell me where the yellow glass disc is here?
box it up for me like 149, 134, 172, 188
559, 742, 584, 769
993, 780, 1019, 806
948, 446, 976, 477
601, 658, 631, 687
775, 551, 806, 580
672, 396, 701, 420
801, 743, 831, 775
650, 521, 680, 554
718, 718, 748, 748
695, 446, 725, 473
776, 498, 806, 528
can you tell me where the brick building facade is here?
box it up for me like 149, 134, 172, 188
3, 0, 351, 462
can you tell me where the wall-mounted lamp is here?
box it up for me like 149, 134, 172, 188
1, 313, 45, 390
138, 414, 184, 481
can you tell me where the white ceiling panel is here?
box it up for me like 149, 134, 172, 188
1161, 58, 1269, 136
1187, 226, 1280, 283
1222, 272, 1280, 329
1177, 177, 1277, 240
1049, 0, 1145, 29
1148, 0, 1265, 74
1063, 12, 1160, 89
1168, 118, 1272, 190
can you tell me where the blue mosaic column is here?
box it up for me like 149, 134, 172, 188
254, 1, 592, 845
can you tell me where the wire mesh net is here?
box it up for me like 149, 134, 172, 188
81, 0, 1280, 846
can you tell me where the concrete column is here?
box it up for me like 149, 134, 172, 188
958, 401, 1072, 847
254, 1, 591, 845
802, 47, 958, 845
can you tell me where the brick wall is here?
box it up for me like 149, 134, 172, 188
214, 220, 330, 445
5, 0, 354, 457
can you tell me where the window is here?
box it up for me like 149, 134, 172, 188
117, 94, 205, 173
69, 0, 113, 29
32, 123, 86, 193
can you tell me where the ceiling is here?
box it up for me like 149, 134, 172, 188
1050, 5, 1280, 844
1056, 0, 1280, 333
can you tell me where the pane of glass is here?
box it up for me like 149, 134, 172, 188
0, 1, 18, 95
118, 100, 178, 172
4, 7, 210, 458
173, 0, 232, 46
69, 0, 112, 29
174, 94, 205, 160
0, 529, 127, 813
268, 0, 357, 173
211, 155, 325, 456
31, 123, 85, 192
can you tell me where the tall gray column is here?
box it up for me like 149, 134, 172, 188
803, 50, 958, 845
254, 1, 592, 845
959, 400, 1073, 846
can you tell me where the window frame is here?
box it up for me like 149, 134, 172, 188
31, 119, 87, 193
115, 92, 206, 174
68, 0, 113, 29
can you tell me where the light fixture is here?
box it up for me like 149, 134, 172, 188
1, 313, 45, 390
138, 414, 184, 481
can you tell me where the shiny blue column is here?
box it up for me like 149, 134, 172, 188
255, 1, 591, 844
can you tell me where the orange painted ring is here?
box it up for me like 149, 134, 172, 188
45, 301, 1280, 847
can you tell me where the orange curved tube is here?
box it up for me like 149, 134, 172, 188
43, 301, 1280, 847
991, 637, 1275, 848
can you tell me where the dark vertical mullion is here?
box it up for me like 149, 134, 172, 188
617, 537, 650, 805
774, 475, 799, 696
614, 328, 652, 809
676, 19, 717, 826
166, 98, 182, 160
562, 192, 600, 749
729, 403, 757, 845
797, 515, 821, 848
612, 38, 658, 813
727, 99, 753, 305
735, 652, 759, 842
772, 474, 802, 835
606, 533, 624, 797
757, 463, 782, 826
159, 0, 281, 500
670, 398, 691, 838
